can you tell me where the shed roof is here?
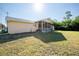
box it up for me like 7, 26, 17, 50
6, 16, 54, 24
6, 16, 34, 23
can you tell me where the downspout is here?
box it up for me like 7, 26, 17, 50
42, 21, 44, 32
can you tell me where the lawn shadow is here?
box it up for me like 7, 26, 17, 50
0, 32, 33, 43
0, 31, 67, 43
34, 31, 67, 43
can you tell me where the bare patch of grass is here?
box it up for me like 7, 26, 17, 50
0, 31, 79, 55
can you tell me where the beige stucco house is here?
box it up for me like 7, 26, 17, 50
6, 17, 54, 34
6, 17, 38, 34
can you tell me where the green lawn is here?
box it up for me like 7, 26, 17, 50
0, 31, 79, 56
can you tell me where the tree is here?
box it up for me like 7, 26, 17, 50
71, 16, 79, 31
65, 11, 72, 19
62, 11, 73, 30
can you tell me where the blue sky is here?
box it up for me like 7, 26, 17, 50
0, 3, 79, 25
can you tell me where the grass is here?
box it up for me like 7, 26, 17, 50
0, 31, 79, 56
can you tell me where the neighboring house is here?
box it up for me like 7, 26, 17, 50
6, 16, 54, 34
0, 23, 6, 32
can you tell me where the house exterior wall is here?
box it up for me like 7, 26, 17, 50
8, 21, 37, 34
